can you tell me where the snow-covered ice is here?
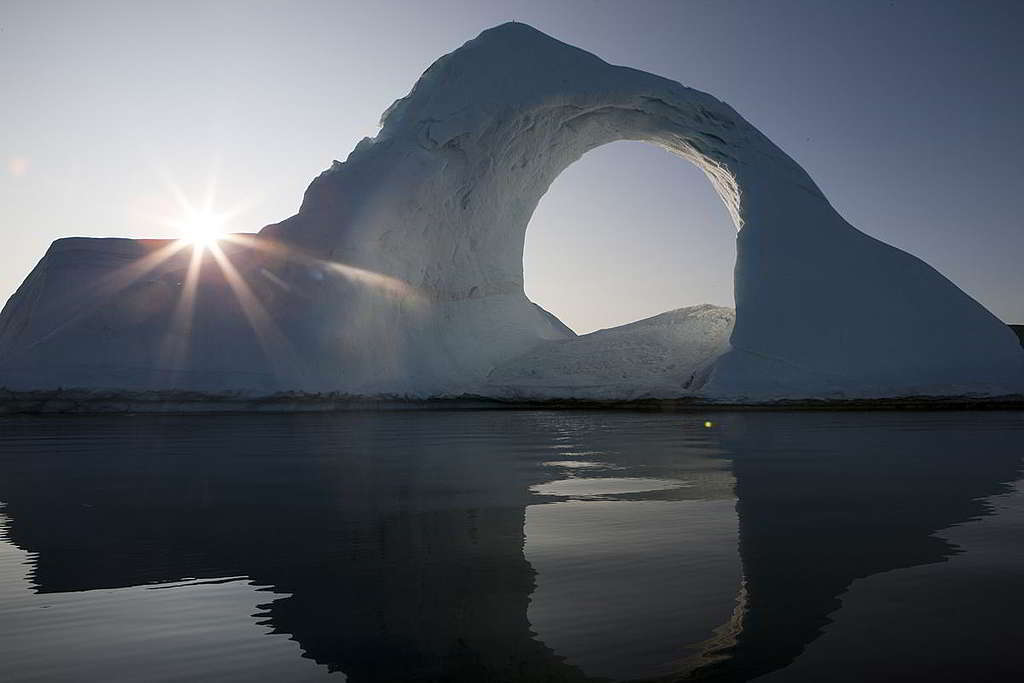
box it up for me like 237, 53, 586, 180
1, 22, 1021, 404
485, 305, 733, 400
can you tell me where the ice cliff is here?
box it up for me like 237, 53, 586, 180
1, 22, 1021, 402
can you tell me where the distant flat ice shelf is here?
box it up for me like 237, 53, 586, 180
1, 22, 1022, 406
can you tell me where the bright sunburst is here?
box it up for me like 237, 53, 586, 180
177, 208, 227, 248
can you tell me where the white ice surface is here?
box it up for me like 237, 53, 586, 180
1, 23, 1021, 402
485, 305, 733, 400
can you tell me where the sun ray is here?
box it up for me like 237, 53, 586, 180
206, 241, 306, 383
152, 162, 196, 219
221, 233, 423, 303
101, 240, 191, 291
201, 153, 222, 216
159, 243, 205, 373
28, 239, 190, 348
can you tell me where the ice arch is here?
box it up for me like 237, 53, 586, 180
0, 22, 1021, 401
288, 22, 1022, 398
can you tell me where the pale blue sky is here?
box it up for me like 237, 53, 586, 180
2, 0, 1022, 333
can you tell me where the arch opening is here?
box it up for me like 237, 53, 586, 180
523, 140, 737, 335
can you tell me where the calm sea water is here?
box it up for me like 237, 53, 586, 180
0, 410, 1021, 682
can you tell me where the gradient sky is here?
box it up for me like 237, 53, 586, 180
2, 0, 1022, 334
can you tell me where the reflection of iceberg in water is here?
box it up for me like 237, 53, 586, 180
526, 498, 741, 680
0, 411, 1021, 682
0, 537, 327, 683
524, 429, 740, 681
687, 412, 1024, 682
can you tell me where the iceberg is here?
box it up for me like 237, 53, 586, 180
1, 23, 1021, 405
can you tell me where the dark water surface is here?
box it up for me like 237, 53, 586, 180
1, 410, 1022, 682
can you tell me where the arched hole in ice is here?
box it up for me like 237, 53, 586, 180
523, 141, 736, 335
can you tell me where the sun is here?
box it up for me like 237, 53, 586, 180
178, 208, 226, 248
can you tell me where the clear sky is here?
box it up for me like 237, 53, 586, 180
2, 0, 1022, 334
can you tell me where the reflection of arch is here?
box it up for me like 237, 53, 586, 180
686, 412, 1024, 681
1, 412, 1021, 681
1, 23, 1021, 399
